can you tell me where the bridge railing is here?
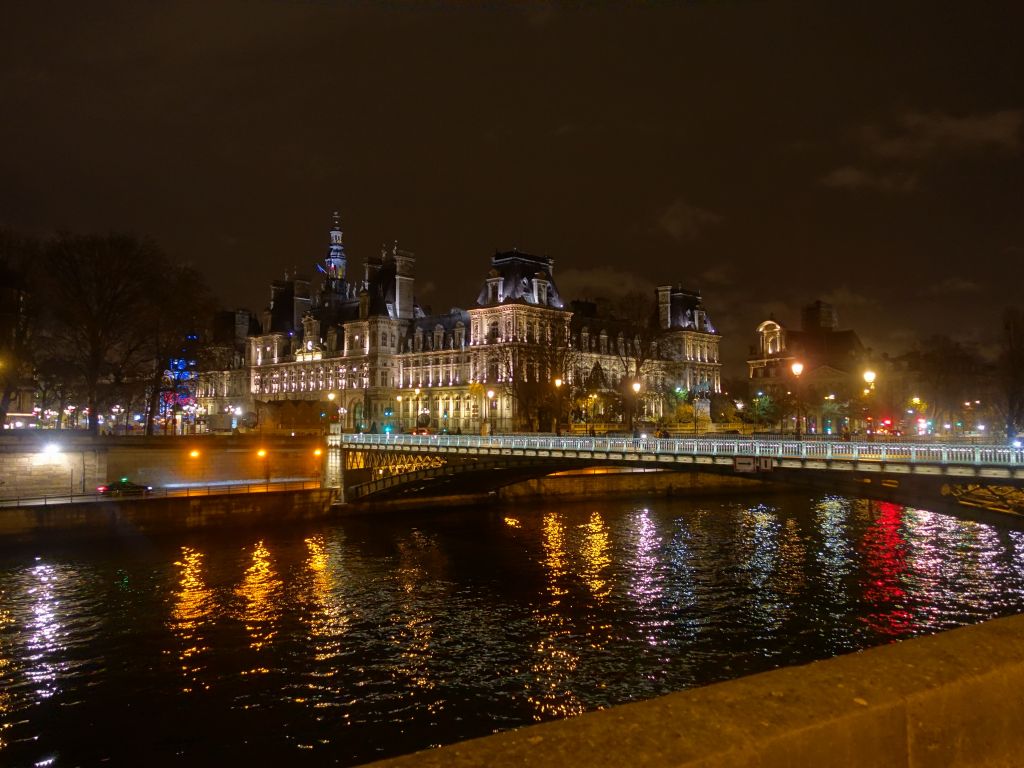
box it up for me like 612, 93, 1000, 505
338, 433, 1024, 468
0, 479, 323, 508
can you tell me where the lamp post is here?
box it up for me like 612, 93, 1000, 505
257, 448, 270, 488
630, 380, 642, 434
486, 389, 495, 435
554, 377, 563, 435
396, 395, 403, 432
862, 369, 876, 438
692, 389, 699, 437
791, 361, 804, 440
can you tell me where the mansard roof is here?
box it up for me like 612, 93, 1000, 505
403, 308, 470, 352
664, 286, 716, 333
476, 249, 564, 308
412, 307, 470, 332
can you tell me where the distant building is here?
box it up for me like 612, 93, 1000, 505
198, 214, 723, 434
747, 300, 871, 435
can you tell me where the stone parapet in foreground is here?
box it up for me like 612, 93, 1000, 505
367, 613, 1024, 768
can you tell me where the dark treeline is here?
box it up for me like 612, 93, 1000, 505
0, 229, 216, 434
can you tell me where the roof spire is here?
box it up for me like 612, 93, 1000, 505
317, 210, 347, 284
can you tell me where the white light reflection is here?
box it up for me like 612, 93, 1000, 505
627, 508, 666, 645
813, 496, 856, 652
25, 564, 64, 701
898, 508, 1012, 629
735, 504, 793, 640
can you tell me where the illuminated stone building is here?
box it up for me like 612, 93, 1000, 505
198, 215, 722, 434
747, 300, 869, 434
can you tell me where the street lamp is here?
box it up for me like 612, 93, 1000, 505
630, 380, 642, 434
554, 378, 563, 435
486, 389, 495, 434
791, 361, 804, 440
257, 448, 270, 487
396, 395, 403, 432
861, 370, 876, 437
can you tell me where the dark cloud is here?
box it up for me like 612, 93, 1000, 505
556, 267, 656, 301
922, 277, 984, 297
860, 110, 1023, 160
657, 199, 723, 243
820, 166, 918, 193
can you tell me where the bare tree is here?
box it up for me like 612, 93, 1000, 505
607, 291, 661, 387
907, 336, 984, 432
41, 233, 158, 434
0, 230, 40, 425
493, 331, 580, 432
999, 307, 1024, 439
136, 264, 215, 434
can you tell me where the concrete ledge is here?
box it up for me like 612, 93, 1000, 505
0, 488, 338, 537
366, 613, 1024, 768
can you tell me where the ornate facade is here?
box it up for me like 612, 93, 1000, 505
198, 215, 723, 434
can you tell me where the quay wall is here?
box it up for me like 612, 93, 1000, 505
0, 435, 325, 499
498, 468, 775, 501
0, 488, 337, 538
368, 612, 1024, 768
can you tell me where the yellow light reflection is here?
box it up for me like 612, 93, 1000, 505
503, 517, 521, 528
169, 547, 214, 693
235, 541, 283, 652
580, 511, 611, 602
389, 533, 441, 708
542, 511, 568, 599
527, 511, 584, 721
0, 597, 13, 749
304, 536, 350, 663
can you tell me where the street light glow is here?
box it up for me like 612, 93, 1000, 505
791, 361, 803, 377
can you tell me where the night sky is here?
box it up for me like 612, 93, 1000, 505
2, 2, 1022, 375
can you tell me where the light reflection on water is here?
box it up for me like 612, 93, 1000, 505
0, 493, 1023, 766
169, 546, 214, 693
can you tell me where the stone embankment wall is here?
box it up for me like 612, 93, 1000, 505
0, 438, 105, 498
368, 612, 1024, 768
498, 468, 772, 501
0, 435, 325, 499
0, 488, 337, 538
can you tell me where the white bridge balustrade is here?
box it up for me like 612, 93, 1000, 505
335, 433, 1024, 473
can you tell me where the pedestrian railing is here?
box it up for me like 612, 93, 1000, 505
337, 433, 1024, 468
0, 479, 322, 508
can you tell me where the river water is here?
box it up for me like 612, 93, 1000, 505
2, 492, 1024, 766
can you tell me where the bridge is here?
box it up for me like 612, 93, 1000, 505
333, 433, 1024, 517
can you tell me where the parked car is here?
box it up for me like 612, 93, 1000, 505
410, 427, 431, 435
97, 479, 153, 497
